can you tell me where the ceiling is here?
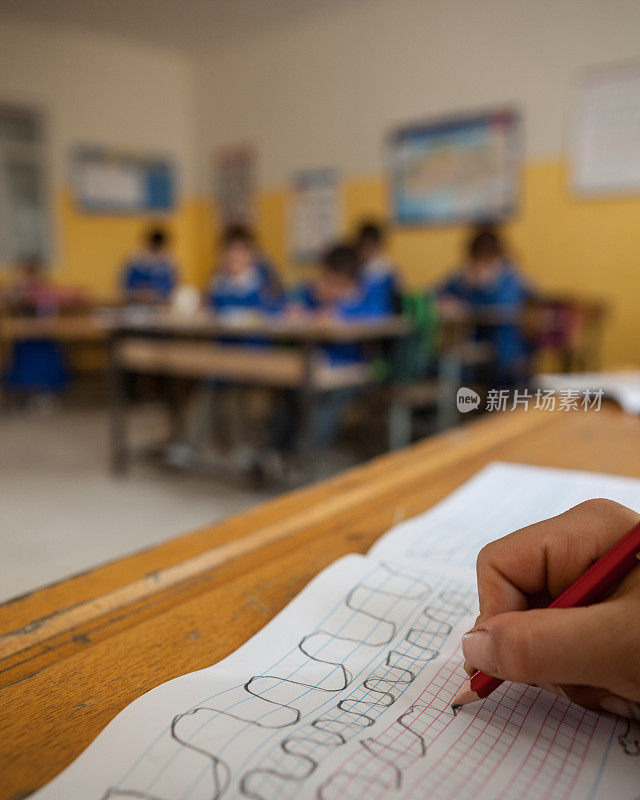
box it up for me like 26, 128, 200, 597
0, 0, 362, 51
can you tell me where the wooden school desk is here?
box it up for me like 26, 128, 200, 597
1, 406, 639, 798
104, 310, 409, 475
0, 314, 106, 344
0, 313, 108, 394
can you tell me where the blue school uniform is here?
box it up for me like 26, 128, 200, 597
122, 253, 176, 301
207, 263, 282, 315
207, 263, 283, 350
294, 283, 381, 364
438, 261, 531, 370
361, 256, 400, 315
4, 337, 68, 394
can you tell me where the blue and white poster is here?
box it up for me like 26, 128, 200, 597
71, 147, 176, 213
389, 109, 521, 226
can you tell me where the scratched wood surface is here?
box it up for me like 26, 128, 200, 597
1, 407, 639, 800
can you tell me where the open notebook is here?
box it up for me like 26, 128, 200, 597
33, 463, 640, 800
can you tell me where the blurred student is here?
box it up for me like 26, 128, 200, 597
437, 226, 532, 386
355, 220, 401, 315
166, 226, 282, 468
2, 258, 82, 404
269, 243, 377, 476
206, 224, 282, 316
121, 227, 177, 305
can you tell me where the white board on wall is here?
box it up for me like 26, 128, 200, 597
571, 61, 640, 196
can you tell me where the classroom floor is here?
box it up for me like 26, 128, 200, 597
0, 404, 278, 604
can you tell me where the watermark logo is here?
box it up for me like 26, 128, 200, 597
456, 387, 605, 413
457, 387, 481, 413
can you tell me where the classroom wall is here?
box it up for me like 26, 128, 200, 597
194, 0, 640, 367
0, 14, 204, 294
2, 2, 640, 365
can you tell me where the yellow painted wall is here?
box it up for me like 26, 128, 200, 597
54, 191, 212, 298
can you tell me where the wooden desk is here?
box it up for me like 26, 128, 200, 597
105, 311, 410, 475
0, 314, 109, 393
0, 314, 106, 343
1, 407, 639, 798
102, 308, 409, 343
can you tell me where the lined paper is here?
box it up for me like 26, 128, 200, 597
32, 463, 640, 799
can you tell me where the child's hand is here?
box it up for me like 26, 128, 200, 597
463, 499, 640, 718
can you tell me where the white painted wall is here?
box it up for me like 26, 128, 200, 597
0, 14, 197, 195
3, 0, 640, 197
194, 0, 640, 188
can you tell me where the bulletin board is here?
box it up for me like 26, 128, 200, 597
290, 168, 340, 263
571, 61, 640, 196
71, 147, 176, 213
389, 109, 521, 226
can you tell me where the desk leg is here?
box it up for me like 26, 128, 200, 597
108, 335, 128, 476
166, 376, 184, 442
298, 343, 318, 482
436, 351, 461, 432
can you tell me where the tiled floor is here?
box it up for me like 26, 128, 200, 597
0, 405, 274, 603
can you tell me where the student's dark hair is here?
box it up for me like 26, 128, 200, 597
467, 226, 503, 261
322, 243, 361, 282
221, 223, 255, 249
356, 219, 385, 247
146, 227, 168, 249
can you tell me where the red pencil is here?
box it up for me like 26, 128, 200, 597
451, 518, 640, 711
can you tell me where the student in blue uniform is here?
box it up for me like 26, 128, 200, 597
206, 224, 282, 317
354, 220, 401, 315
268, 243, 378, 476
437, 226, 532, 386
167, 226, 283, 468
121, 227, 177, 304
2, 258, 71, 404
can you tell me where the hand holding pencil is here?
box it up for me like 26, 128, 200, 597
454, 499, 640, 719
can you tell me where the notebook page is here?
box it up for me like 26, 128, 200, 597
536, 371, 640, 415
370, 461, 640, 568
31, 464, 640, 799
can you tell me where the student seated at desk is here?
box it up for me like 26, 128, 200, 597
206, 224, 282, 317
437, 226, 532, 387
166, 226, 283, 469
354, 220, 401, 315
268, 243, 378, 478
2, 258, 82, 406
121, 227, 177, 305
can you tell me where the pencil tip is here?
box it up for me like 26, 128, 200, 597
451, 678, 481, 711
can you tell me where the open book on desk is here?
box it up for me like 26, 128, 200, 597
33, 463, 640, 800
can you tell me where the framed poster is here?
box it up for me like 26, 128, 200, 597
71, 147, 175, 213
571, 61, 640, 196
290, 167, 339, 263
389, 109, 521, 226
214, 146, 256, 225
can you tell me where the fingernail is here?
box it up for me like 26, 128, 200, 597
600, 696, 640, 719
462, 629, 497, 674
